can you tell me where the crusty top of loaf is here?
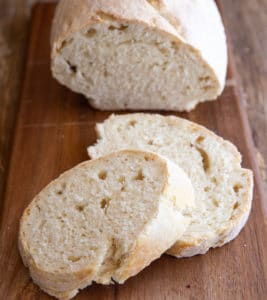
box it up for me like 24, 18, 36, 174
51, 0, 227, 90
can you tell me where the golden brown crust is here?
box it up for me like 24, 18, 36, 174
166, 241, 197, 256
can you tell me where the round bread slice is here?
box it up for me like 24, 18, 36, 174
19, 150, 194, 299
51, 0, 227, 111
88, 114, 254, 257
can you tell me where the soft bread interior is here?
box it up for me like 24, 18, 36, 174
52, 19, 219, 111
88, 114, 253, 256
19, 150, 193, 297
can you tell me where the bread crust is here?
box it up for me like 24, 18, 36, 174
19, 150, 194, 299
167, 168, 253, 257
88, 113, 254, 257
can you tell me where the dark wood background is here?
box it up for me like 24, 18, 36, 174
1, 0, 267, 205
0, 1, 267, 299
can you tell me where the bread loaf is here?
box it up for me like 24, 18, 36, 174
19, 150, 195, 299
88, 114, 254, 257
51, 0, 227, 111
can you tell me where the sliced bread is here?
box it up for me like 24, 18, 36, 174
19, 150, 195, 299
51, 0, 227, 111
88, 114, 254, 257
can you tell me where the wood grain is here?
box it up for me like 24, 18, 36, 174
0, 0, 57, 219
0, 0, 267, 238
0, 3, 267, 299
220, 0, 267, 193
0, 0, 30, 210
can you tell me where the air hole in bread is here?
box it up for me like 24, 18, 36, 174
101, 198, 110, 210
109, 24, 128, 31
66, 60, 77, 73
98, 170, 107, 180
119, 176, 125, 183
163, 62, 168, 70
159, 48, 169, 55
196, 136, 205, 144
76, 205, 85, 212
196, 147, 210, 173
212, 199, 219, 207
204, 186, 210, 192
109, 238, 118, 262
233, 202, 239, 210
68, 256, 81, 263
233, 184, 243, 193
148, 139, 154, 145
203, 85, 213, 92
86, 28, 97, 38
58, 38, 73, 52
199, 76, 211, 82
128, 120, 137, 127
57, 217, 64, 224
171, 41, 180, 50
134, 170, 145, 181
56, 183, 66, 195
212, 177, 218, 185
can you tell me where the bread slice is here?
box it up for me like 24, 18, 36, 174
19, 150, 195, 299
51, 0, 227, 111
88, 114, 254, 257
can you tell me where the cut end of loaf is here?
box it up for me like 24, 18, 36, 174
52, 17, 221, 111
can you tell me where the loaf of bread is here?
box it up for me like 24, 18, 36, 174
19, 150, 195, 299
51, 0, 227, 111
88, 114, 254, 257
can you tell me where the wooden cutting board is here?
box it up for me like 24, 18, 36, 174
0, 2, 266, 299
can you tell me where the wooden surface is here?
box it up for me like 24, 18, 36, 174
0, 0, 56, 220
1, 0, 267, 226
0, 3, 267, 299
